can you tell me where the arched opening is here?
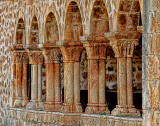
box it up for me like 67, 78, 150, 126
45, 12, 59, 44
80, 49, 88, 112
90, 0, 109, 37
30, 16, 39, 44
16, 18, 25, 44
132, 36, 142, 115
64, 1, 83, 41
105, 47, 117, 111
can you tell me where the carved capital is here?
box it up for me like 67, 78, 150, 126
43, 49, 61, 64
60, 46, 83, 62
28, 52, 44, 64
13, 52, 29, 64
84, 43, 107, 60
105, 31, 141, 58
110, 39, 138, 57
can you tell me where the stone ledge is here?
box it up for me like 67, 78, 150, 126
7, 108, 143, 126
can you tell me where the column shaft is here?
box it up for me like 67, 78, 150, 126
118, 57, 127, 106
74, 62, 80, 104
54, 63, 61, 103
38, 64, 42, 102
16, 63, 23, 98
46, 64, 54, 103
22, 64, 29, 106
88, 59, 99, 104
22, 64, 28, 98
99, 60, 106, 105
64, 62, 74, 104
31, 64, 38, 101
127, 57, 133, 106
14, 63, 23, 107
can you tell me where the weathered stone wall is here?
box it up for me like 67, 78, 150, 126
0, 1, 18, 124
142, 0, 160, 125
7, 108, 142, 126
0, 0, 142, 125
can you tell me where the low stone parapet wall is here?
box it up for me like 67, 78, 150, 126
6, 108, 142, 126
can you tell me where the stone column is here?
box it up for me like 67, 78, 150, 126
22, 52, 29, 107
105, 31, 141, 116
12, 52, 17, 106
43, 49, 61, 111
60, 46, 83, 113
26, 52, 44, 110
73, 61, 82, 113
14, 52, 23, 107
54, 61, 61, 111
99, 59, 107, 112
80, 36, 110, 114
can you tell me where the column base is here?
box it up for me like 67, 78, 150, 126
38, 101, 44, 110
45, 102, 55, 111
54, 102, 62, 112
111, 105, 140, 116
14, 97, 22, 107
61, 103, 71, 113
73, 103, 82, 113
98, 104, 110, 114
22, 97, 29, 107
85, 104, 99, 114
26, 100, 38, 110
26, 100, 44, 110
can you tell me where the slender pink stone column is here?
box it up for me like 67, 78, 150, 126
105, 31, 141, 116
22, 52, 29, 107
26, 52, 44, 110
80, 36, 110, 114
60, 46, 83, 113
43, 49, 61, 111
14, 52, 23, 107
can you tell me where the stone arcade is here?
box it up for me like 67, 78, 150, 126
0, 0, 158, 125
